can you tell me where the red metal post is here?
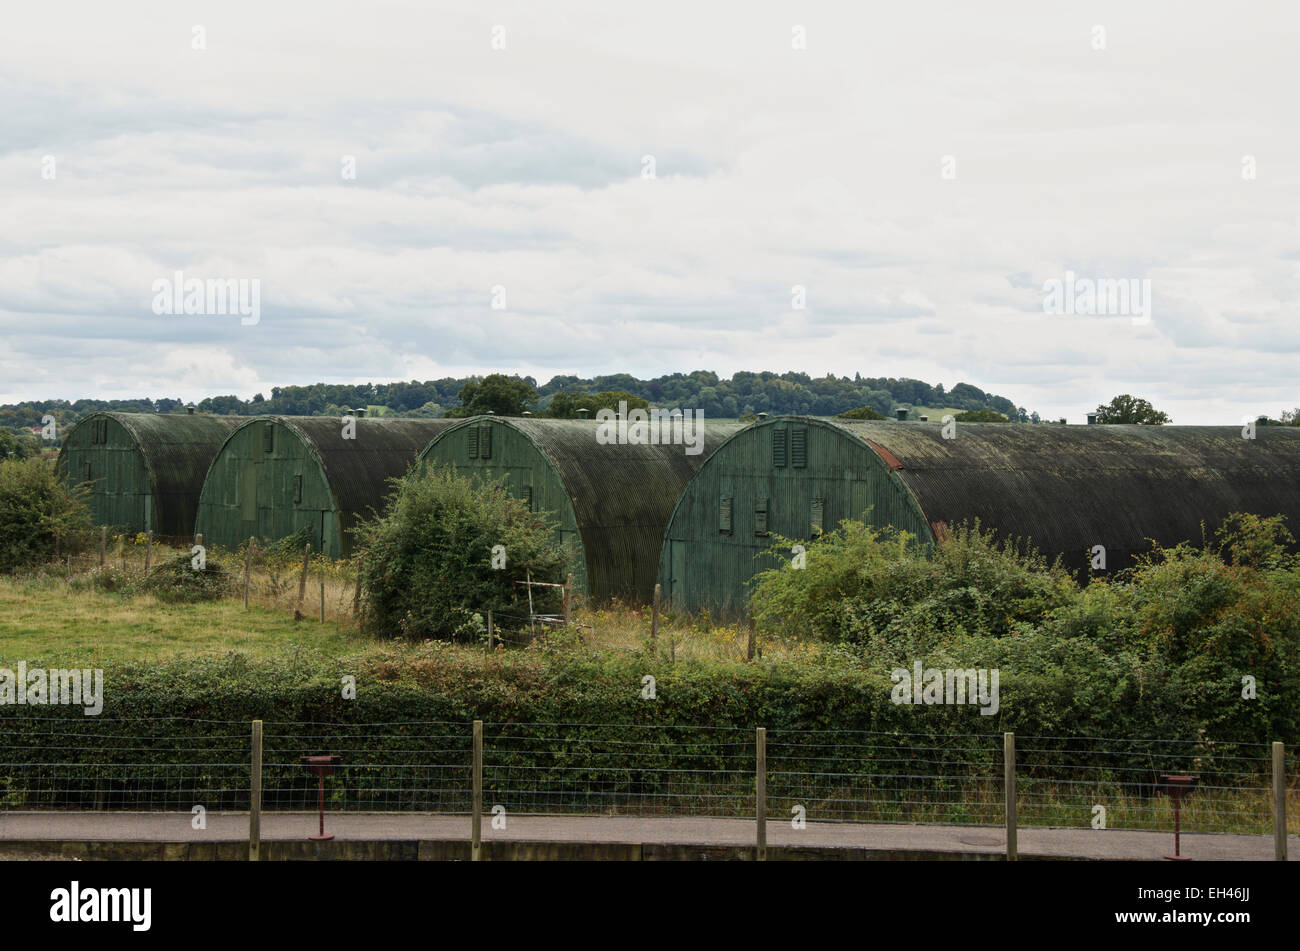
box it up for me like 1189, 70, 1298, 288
302, 755, 340, 842
1162, 774, 1194, 861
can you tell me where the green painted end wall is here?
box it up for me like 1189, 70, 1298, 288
58, 416, 151, 535
196, 420, 341, 557
658, 418, 933, 616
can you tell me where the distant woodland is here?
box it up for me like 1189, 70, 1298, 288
0, 371, 1029, 442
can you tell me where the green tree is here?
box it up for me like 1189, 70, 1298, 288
954, 409, 1009, 422
355, 467, 572, 641
1094, 394, 1170, 425
445, 374, 538, 417
835, 405, 885, 420
0, 456, 93, 571
544, 390, 649, 418
0, 429, 41, 459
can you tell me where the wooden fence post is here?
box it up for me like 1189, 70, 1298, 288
351, 562, 362, 619
144, 531, 153, 574
472, 720, 483, 862
294, 543, 311, 620
747, 617, 756, 661
563, 574, 573, 624
486, 610, 494, 652
651, 583, 660, 640
1004, 732, 1017, 861
99, 526, 106, 567
756, 727, 767, 861
119, 534, 125, 572
250, 720, 263, 862
243, 538, 253, 608
1274, 741, 1287, 862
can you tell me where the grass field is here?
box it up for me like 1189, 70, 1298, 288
0, 541, 786, 669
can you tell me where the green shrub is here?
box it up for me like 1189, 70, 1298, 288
748, 508, 1300, 745
747, 518, 1075, 655
355, 466, 573, 641
1121, 532, 1300, 743
0, 456, 92, 572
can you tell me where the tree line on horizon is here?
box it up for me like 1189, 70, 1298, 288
5, 371, 1290, 452
0, 371, 1028, 433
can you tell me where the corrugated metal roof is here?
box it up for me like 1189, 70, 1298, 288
266, 416, 456, 542
433, 417, 746, 600
827, 419, 1300, 570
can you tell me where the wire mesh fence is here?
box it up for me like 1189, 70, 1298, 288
261, 721, 471, 812
1014, 735, 1278, 835
767, 729, 1003, 825
0, 717, 1291, 840
483, 723, 755, 817
0, 717, 251, 811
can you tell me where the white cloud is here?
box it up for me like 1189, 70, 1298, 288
0, 1, 1296, 422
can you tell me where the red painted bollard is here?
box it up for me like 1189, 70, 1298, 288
1160, 774, 1197, 861
301, 755, 342, 841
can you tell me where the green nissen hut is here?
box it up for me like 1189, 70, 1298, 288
659, 416, 1300, 614
195, 416, 454, 558
416, 416, 745, 602
57, 412, 245, 539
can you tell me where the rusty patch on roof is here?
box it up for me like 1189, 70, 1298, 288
930, 520, 951, 542
864, 439, 903, 471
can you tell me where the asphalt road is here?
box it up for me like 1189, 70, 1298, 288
0, 812, 1294, 860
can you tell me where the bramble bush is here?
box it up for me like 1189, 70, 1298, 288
355, 466, 572, 642
748, 518, 1074, 656
747, 511, 1300, 744
143, 551, 232, 603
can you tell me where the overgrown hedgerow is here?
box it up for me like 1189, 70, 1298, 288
747, 512, 1300, 744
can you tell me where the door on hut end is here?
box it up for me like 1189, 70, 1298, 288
669, 540, 687, 608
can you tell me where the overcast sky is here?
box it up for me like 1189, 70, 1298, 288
2, 2, 1297, 423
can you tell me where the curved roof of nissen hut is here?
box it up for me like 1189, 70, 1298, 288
270, 416, 455, 524
420, 416, 746, 601
787, 417, 1300, 568
213, 415, 456, 545
59, 411, 245, 537
660, 416, 1300, 613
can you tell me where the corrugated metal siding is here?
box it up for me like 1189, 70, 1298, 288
196, 416, 453, 557
833, 420, 1300, 577
419, 417, 745, 602
57, 412, 244, 539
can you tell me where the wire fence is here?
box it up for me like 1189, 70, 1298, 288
0, 718, 1292, 839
